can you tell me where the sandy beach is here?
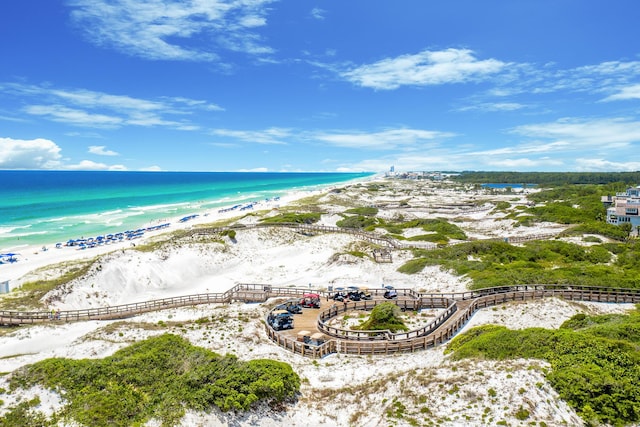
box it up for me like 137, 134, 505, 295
0, 177, 634, 426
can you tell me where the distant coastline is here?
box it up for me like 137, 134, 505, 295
0, 171, 374, 252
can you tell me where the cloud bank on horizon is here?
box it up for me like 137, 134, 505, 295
1, 0, 639, 172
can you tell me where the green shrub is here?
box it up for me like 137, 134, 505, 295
493, 201, 511, 211
344, 207, 378, 216
0, 397, 50, 427
356, 302, 408, 332
396, 239, 640, 290
8, 334, 300, 426
222, 229, 236, 239
446, 307, 640, 427
336, 215, 378, 229
259, 212, 321, 224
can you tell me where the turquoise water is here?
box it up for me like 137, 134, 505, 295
0, 171, 373, 252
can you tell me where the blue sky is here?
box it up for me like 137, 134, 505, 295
1, 1, 640, 173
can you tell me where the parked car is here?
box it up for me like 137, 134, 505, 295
300, 293, 321, 308
267, 309, 294, 330
276, 299, 303, 314
297, 330, 325, 347
356, 286, 372, 300
383, 286, 398, 299
331, 291, 348, 302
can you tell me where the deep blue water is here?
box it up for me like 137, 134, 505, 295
0, 171, 372, 251
481, 183, 537, 189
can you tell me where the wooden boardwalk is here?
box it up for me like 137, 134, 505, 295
4, 283, 640, 359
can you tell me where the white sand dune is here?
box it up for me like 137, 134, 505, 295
0, 178, 634, 426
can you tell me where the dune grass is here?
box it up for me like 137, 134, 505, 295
446, 306, 640, 426
5, 334, 300, 427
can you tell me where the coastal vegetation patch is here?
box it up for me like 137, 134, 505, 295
452, 171, 640, 186
344, 207, 379, 216
502, 184, 632, 240
398, 239, 640, 289
0, 259, 96, 310
354, 302, 408, 332
4, 334, 300, 427
446, 306, 640, 426
259, 212, 321, 224
335, 214, 377, 229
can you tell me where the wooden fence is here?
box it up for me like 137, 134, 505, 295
3, 282, 640, 358
263, 285, 640, 358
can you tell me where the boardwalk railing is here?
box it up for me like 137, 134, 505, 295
316, 298, 457, 341
265, 284, 640, 358
3, 283, 640, 358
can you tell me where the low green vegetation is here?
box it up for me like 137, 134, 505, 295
5, 334, 300, 427
492, 201, 511, 212
220, 229, 236, 240
0, 259, 95, 310
398, 239, 640, 289
336, 215, 467, 245
355, 302, 408, 332
384, 218, 467, 241
259, 212, 321, 224
344, 206, 379, 216
451, 171, 640, 186
506, 184, 632, 240
336, 215, 378, 229
446, 306, 640, 426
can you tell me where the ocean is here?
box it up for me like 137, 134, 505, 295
0, 171, 373, 252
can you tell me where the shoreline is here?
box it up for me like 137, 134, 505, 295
0, 172, 377, 253
0, 175, 378, 287
0, 176, 634, 427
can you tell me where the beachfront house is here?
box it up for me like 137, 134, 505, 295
602, 185, 640, 231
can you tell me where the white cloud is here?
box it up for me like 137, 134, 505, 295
139, 165, 163, 172
313, 128, 455, 150
63, 160, 127, 171
341, 48, 506, 90
311, 7, 326, 20
457, 102, 527, 112
510, 117, 640, 149
0, 137, 62, 169
470, 141, 571, 157
209, 126, 454, 151
493, 60, 640, 98
5, 83, 221, 130
0, 137, 129, 170
237, 167, 269, 172
88, 145, 119, 156
575, 158, 640, 172
24, 105, 123, 128
68, 0, 275, 61
483, 157, 564, 169
602, 84, 640, 101
211, 127, 291, 144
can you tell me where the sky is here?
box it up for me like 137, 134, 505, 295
1, 0, 640, 173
